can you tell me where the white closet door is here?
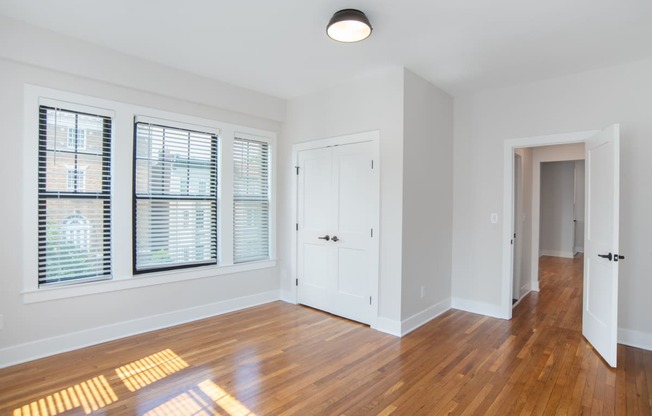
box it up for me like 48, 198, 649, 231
297, 147, 336, 314
297, 141, 376, 324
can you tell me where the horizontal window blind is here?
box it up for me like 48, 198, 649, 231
38, 106, 112, 285
233, 138, 270, 263
134, 121, 218, 272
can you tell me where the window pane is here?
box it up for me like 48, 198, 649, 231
38, 199, 110, 284
135, 199, 217, 270
134, 122, 218, 272
38, 105, 111, 286
233, 138, 270, 263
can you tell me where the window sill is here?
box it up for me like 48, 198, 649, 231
22, 260, 277, 304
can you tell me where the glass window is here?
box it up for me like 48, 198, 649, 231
38, 106, 112, 285
133, 121, 218, 272
233, 138, 270, 263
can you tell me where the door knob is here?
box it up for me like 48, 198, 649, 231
331, 236, 339, 242
318, 235, 330, 241
598, 252, 613, 261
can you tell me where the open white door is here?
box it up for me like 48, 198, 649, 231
583, 124, 620, 367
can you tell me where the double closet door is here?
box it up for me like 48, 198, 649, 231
297, 139, 378, 325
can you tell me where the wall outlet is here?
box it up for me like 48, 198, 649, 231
420, 286, 425, 298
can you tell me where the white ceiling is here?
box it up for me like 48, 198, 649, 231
1, 0, 651, 99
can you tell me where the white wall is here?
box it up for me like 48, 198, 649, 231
401, 70, 453, 329
540, 161, 576, 258
0, 19, 285, 367
280, 67, 405, 330
453, 58, 652, 349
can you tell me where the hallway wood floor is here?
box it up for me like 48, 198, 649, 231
1, 255, 651, 415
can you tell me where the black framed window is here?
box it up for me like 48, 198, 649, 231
133, 120, 218, 273
233, 138, 270, 263
38, 106, 112, 285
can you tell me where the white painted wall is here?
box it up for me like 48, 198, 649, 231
401, 70, 453, 329
0, 19, 285, 367
280, 67, 405, 331
453, 58, 652, 349
540, 161, 576, 258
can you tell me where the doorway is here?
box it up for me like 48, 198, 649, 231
511, 149, 584, 308
502, 126, 621, 367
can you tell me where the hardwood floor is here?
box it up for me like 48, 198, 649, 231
1, 255, 651, 415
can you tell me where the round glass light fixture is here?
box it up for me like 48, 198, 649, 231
326, 9, 373, 43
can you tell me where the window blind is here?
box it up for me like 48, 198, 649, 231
38, 106, 112, 285
134, 121, 218, 272
233, 138, 270, 263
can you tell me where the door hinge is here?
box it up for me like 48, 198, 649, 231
295, 166, 300, 175
296, 278, 298, 286
296, 223, 298, 231
369, 296, 372, 305
371, 160, 374, 169
370, 228, 373, 238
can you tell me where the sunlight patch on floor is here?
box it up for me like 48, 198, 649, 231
143, 379, 256, 416
115, 348, 189, 392
198, 380, 255, 416
12, 375, 117, 416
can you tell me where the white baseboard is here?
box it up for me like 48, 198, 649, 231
540, 249, 575, 258
618, 327, 652, 351
0, 290, 280, 369
372, 316, 401, 337
401, 298, 451, 336
451, 297, 505, 319
574, 246, 584, 254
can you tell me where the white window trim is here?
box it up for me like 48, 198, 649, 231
23, 85, 277, 304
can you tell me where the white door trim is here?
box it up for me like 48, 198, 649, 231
290, 130, 380, 326
501, 129, 599, 319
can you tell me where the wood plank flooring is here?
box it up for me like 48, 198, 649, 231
1, 255, 651, 415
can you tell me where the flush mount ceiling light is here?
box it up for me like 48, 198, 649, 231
327, 9, 373, 43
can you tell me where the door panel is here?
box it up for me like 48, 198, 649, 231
301, 150, 334, 231
337, 247, 367, 298
337, 145, 373, 234
583, 124, 619, 368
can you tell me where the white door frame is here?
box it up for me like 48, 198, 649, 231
501, 129, 599, 319
290, 130, 380, 326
